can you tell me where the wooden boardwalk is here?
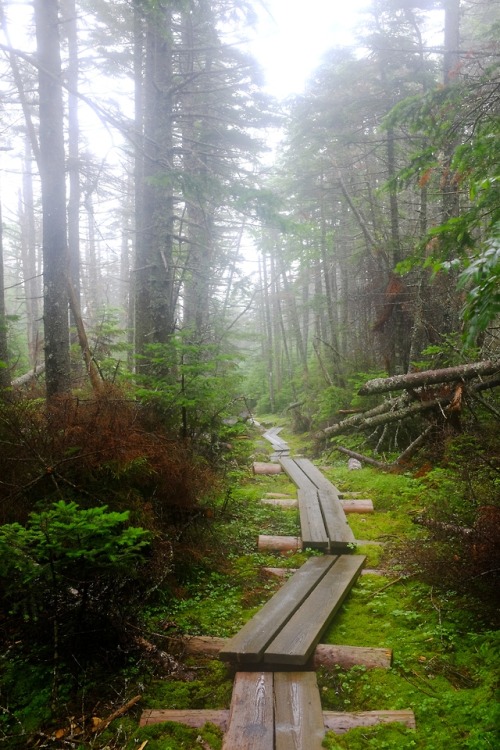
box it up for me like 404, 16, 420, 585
219, 554, 365, 667
280, 455, 355, 552
140, 425, 415, 747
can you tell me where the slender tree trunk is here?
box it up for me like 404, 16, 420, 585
62, 0, 81, 315
20, 141, 41, 366
34, 0, 71, 398
261, 252, 275, 412
0, 198, 10, 389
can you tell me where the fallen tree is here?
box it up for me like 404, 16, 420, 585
317, 371, 500, 441
358, 360, 499, 395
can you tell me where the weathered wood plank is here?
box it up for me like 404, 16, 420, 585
263, 555, 366, 666
298, 487, 329, 549
318, 488, 356, 550
280, 456, 317, 490
294, 458, 340, 495
274, 672, 325, 750
294, 458, 355, 548
219, 556, 337, 664
222, 672, 273, 750
324, 709, 416, 733
140, 709, 229, 729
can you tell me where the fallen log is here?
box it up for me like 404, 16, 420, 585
341, 500, 374, 513
260, 498, 298, 509
258, 534, 302, 552
12, 363, 45, 387
140, 709, 229, 729
319, 395, 408, 438
183, 636, 393, 670
139, 707, 414, 732
252, 462, 282, 475
324, 709, 415, 733
358, 360, 499, 395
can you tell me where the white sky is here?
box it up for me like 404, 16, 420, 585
248, 0, 371, 98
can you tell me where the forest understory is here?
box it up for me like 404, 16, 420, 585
0, 382, 498, 750
0, 0, 499, 747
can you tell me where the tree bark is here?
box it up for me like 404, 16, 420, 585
358, 360, 499, 395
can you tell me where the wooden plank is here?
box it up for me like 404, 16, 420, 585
222, 672, 273, 750
140, 709, 229, 729
324, 709, 416, 733
298, 487, 329, 549
318, 488, 356, 550
274, 672, 325, 750
294, 458, 355, 547
294, 458, 341, 496
280, 457, 317, 491
263, 555, 366, 666
219, 556, 337, 664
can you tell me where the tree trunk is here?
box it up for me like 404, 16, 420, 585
134, 1, 176, 370
0, 198, 10, 390
19, 141, 41, 367
34, 0, 71, 398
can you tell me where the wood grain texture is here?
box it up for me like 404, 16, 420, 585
219, 556, 337, 664
298, 487, 329, 548
274, 672, 325, 750
222, 672, 274, 750
263, 555, 366, 665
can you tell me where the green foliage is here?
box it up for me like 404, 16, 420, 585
456, 230, 500, 345
135, 335, 245, 442
0, 500, 150, 630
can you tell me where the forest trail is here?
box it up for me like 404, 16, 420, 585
140, 425, 416, 747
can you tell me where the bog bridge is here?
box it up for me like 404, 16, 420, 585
141, 426, 415, 748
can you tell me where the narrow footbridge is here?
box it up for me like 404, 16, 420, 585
141, 426, 415, 747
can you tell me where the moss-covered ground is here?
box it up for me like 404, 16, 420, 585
107, 420, 499, 750
4, 419, 497, 749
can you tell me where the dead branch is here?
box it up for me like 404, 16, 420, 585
334, 446, 392, 470
91, 694, 141, 735
393, 425, 435, 464
67, 277, 104, 394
